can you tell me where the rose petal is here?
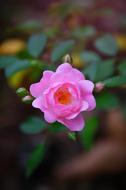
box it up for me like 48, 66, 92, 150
32, 96, 47, 112
56, 63, 72, 73
72, 68, 85, 80
84, 95, 96, 111
78, 80, 94, 96
66, 111, 80, 120
30, 82, 42, 98
30, 71, 53, 97
66, 101, 88, 119
32, 96, 42, 110
44, 111, 56, 123
80, 101, 89, 111
58, 114, 85, 131
51, 71, 83, 86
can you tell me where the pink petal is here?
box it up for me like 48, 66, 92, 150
58, 114, 85, 131
72, 68, 85, 80
43, 70, 54, 79
32, 96, 42, 110
84, 95, 96, 111
66, 112, 80, 120
78, 80, 94, 96
32, 96, 47, 112
44, 111, 56, 123
66, 101, 88, 120
80, 101, 89, 111
56, 63, 85, 81
30, 71, 53, 97
30, 82, 42, 98
56, 63, 72, 73
51, 69, 84, 86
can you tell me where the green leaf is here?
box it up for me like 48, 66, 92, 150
84, 59, 115, 82
26, 144, 45, 178
5, 59, 30, 77
0, 56, 17, 69
80, 51, 101, 63
96, 91, 120, 110
49, 122, 66, 132
16, 20, 41, 31
72, 26, 96, 39
68, 132, 76, 141
84, 62, 99, 81
95, 59, 115, 81
51, 40, 75, 62
16, 48, 33, 59
95, 34, 118, 56
20, 116, 46, 134
103, 76, 126, 87
118, 60, 126, 76
80, 116, 99, 150
44, 26, 59, 38
27, 33, 47, 58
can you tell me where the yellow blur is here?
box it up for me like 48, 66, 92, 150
7, 70, 27, 89
115, 35, 126, 51
72, 53, 85, 68
0, 39, 26, 55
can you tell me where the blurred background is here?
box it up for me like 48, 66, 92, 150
0, 0, 126, 189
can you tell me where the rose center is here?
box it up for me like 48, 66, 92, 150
54, 87, 72, 105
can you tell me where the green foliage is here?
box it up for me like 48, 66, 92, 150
44, 26, 59, 38
80, 51, 101, 63
16, 49, 33, 59
72, 26, 96, 39
84, 62, 98, 81
68, 132, 76, 141
0, 56, 17, 69
96, 91, 120, 110
95, 59, 115, 81
80, 116, 99, 150
51, 40, 75, 62
84, 59, 115, 82
16, 20, 41, 31
49, 122, 66, 132
103, 76, 126, 87
20, 116, 46, 134
118, 60, 126, 76
26, 144, 45, 178
5, 59, 31, 77
27, 33, 47, 58
95, 34, 118, 56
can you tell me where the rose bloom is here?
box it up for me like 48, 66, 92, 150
30, 63, 96, 131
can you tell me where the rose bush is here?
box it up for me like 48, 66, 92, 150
30, 63, 96, 131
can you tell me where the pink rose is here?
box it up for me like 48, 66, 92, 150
30, 63, 96, 131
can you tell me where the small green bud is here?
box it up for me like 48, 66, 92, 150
22, 95, 34, 104
16, 87, 29, 98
